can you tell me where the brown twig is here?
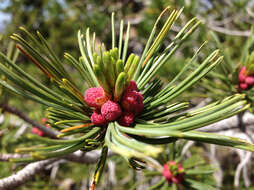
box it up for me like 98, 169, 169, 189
0, 103, 59, 138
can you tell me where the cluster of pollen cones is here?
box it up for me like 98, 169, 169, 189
162, 161, 185, 184
238, 66, 254, 90
84, 80, 144, 126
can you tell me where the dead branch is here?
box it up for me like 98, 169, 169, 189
0, 150, 115, 190
0, 159, 56, 190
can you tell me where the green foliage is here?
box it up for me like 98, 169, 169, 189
0, 6, 252, 174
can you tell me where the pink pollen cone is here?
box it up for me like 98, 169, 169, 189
41, 117, 50, 128
121, 91, 144, 115
245, 76, 254, 86
238, 73, 246, 83
91, 109, 107, 126
101, 100, 122, 121
32, 127, 44, 136
32, 118, 50, 136
239, 67, 247, 82
84, 87, 108, 108
163, 164, 173, 182
240, 66, 246, 74
240, 83, 248, 90
126, 80, 138, 92
41, 117, 47, 123
118, 112, 135, 126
